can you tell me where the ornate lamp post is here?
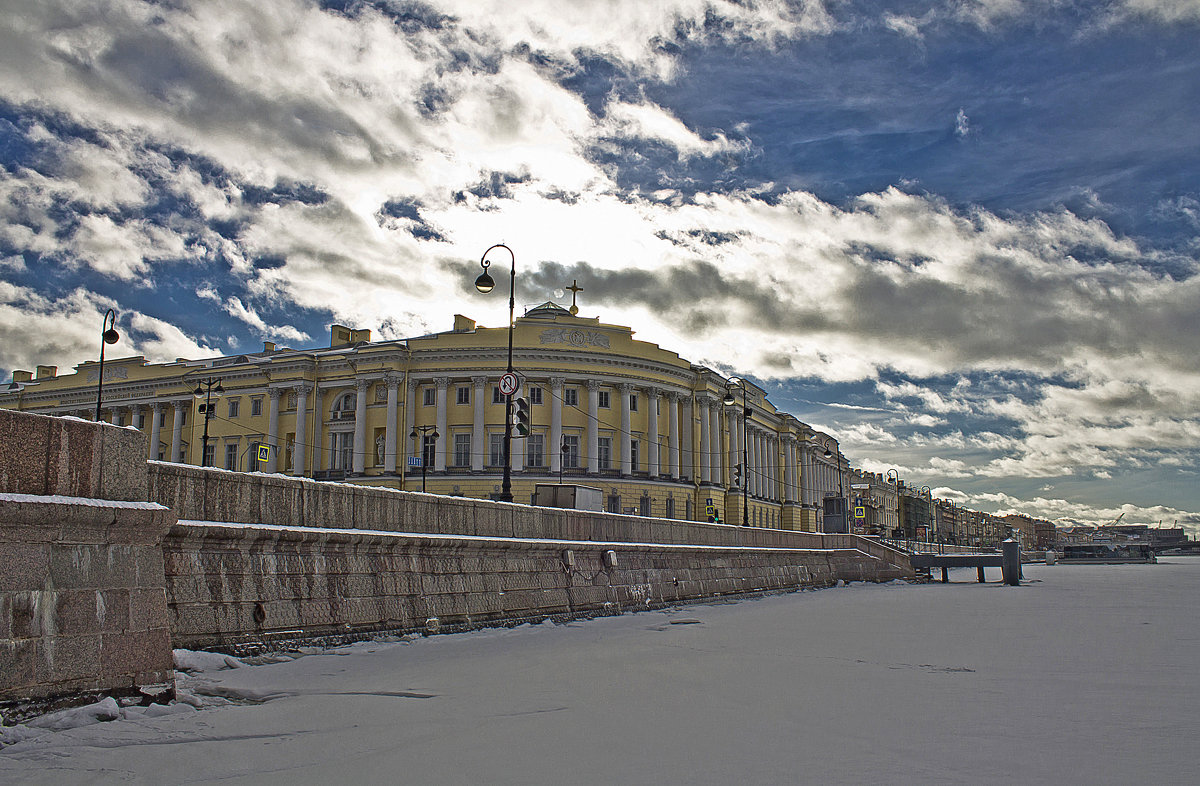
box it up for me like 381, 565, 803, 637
819, 436, 848, 534
94, 308, 120, 421
920, 484, 932, 542
474, 243, 517, 503
193, 378, 225, 467
410, 425, 439, 493
722, 378, 751, 526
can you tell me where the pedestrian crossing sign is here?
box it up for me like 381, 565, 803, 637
854, 506, 866, 519
257, 445, 271, 463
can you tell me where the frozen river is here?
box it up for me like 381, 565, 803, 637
3, 558, 1198, 784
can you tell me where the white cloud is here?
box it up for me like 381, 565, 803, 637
0, 283, 217, 374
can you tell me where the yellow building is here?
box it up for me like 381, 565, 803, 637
2, 303, 851, 530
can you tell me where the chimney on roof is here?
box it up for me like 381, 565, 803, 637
36, 365, 57, 379
453, 314, 476, 332
263, 341, 276, 353
12, 370, 32, 383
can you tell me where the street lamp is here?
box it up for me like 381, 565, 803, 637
193, 378, 225, 467
474, 243, 517, 503
722, 378, 751, 526
94, 308, 120, 422
410, 425, 439, 493
820, 437, 848, 534
920, 485, 932, 542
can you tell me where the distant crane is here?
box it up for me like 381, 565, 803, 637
1108, 512, 1126, 526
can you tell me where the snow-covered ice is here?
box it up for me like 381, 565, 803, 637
2, 559, 1197, 784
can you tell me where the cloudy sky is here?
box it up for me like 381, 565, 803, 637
1, 0, 1197, 532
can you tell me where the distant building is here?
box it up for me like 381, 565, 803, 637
1003, 513, 1056, 550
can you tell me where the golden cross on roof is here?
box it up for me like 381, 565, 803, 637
566, 279, 582, 315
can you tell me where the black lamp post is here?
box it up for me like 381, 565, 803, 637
920, 485, 932, 542
722, 378, 751, 526
474, 243, 516, 503
820, 437, 848, 534
410, 425, 439, 493
559, 435, 569, 485
193, 378, 225, 467
94, 308, 120, 422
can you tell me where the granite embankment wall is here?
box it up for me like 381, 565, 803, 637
2, 410, 911, 714
0, 411, 174, 720
149, 463, 912, 651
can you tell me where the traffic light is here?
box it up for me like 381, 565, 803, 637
513, 396, 530, 436
732, 463, 742, 487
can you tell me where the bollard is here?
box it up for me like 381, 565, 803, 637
1001, 539, 1021, 586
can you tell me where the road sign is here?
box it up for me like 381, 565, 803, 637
408, 456, 423, 467
498, 372, 520, 396
257, 445, 271, 463
705, 505, 716, 516
854, 506, 866, 519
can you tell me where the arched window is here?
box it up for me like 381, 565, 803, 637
331, 391, 356, 420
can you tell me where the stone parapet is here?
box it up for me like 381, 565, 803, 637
147, 463, 912, 571
0, 409, 147, 502
0, 494, 175, 720
164, 520, 908, 652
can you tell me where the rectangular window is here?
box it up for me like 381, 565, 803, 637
526, 433, 545, 467
630, 439, 639, 472
137, 414, 146, 430
225, 444, 239, 471
453, 433, 471, 467
529, 386, 542, 405
629, 393, 638, 411
598, 436, 612, 470
251, 397, 263, 417
607, 494, 621, 514
665, 497, 675, 519
563, 388, 578, 407
332, 433, 353, 470
423, 387, 436, 406
456, 386, 470, 405
561, 435, 579, 468
639, 495, 650, 517
158, 411, 166, 428
597, 390, 610, 408
422, 435, 437, 467
489, 433, 505, 467
493, 386, 504, 404
228, 399, 240, 418
202, 443, 215, 467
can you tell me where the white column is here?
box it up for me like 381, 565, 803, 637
710, 402, 723, 485
767, 435, 776, 500
352, 379, 368, 474
646, 387, 659, 477
149, 403, 163, 461
472, 376, 487, 472
435, 377, 449, 472
312, 387, 324, 473
755, 430, 766, 497
698, 397, 711, 484
667, 393, 680, 480
784, 438, 796, 502
619, 383, 633, 476
403, 381, 416, 473
384, 376, 399, 474
265, 388, 282, 472
294, 383, 311, 476
682, 397, 694, 481
587, 380, 600, 473
550, 377, 563, 474
170, 403, 184, 464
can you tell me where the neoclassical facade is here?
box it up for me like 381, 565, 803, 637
2, 304, 852, 531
